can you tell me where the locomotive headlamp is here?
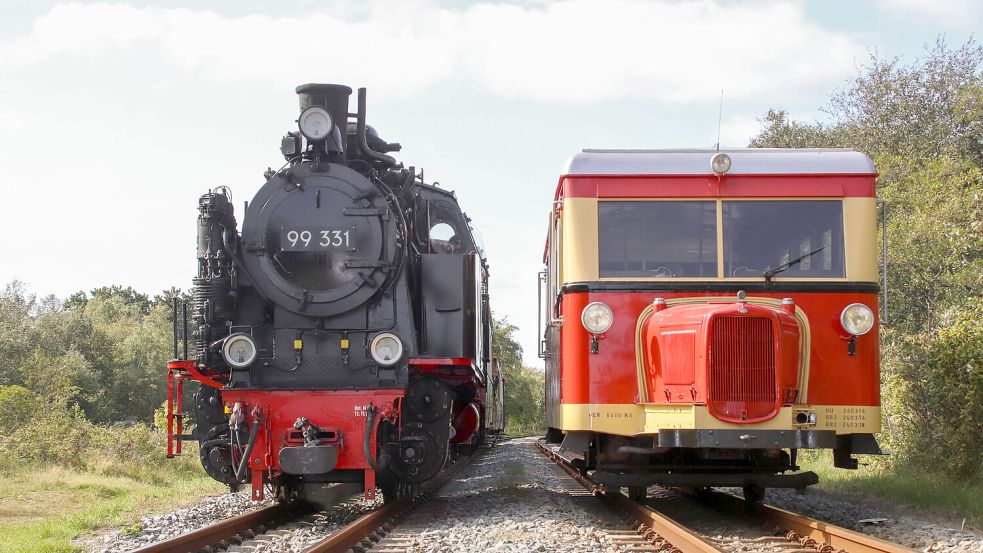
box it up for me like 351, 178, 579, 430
710, 152, 732, 175
840, 303, 875, 336
581, 302, 614, 334
370, 333, 403, 366
222, 333, 257, 368
298, 106, 333, 142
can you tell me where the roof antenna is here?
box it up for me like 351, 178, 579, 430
715, 88, 724, 151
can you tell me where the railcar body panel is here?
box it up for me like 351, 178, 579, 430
541, 149, 884, 493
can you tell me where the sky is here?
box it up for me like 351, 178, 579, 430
0, 0, 979, 367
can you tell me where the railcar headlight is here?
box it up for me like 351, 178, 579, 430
840, 303, 874, 336
222, 334, 257, 368
298, 106, 333, 142
710, 152, 732, 175
370, 333, 403, 366
581, 302, 614, 334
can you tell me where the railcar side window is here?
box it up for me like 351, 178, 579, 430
598, 201, 717, 277
722, 200, 845, 278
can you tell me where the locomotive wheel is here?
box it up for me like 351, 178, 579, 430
274, 479, 300, 504
404, 378, 452, 423
627, 486, 647, 502
743, 484, 765, 504
381, 482, 417, 504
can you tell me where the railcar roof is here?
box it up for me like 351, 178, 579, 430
563, 148, 876, 176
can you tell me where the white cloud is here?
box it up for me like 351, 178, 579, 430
1, 0, 863, 103
876, 0, 982, 26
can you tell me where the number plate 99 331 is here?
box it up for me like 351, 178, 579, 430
280, 228, 353, 251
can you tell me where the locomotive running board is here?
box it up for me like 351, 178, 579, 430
592, 469, 819, 490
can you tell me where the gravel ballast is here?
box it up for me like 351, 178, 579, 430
83, 436, 983, 552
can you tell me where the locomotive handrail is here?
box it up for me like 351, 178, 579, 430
356, 88, 398, 168
537, 271, 547, 358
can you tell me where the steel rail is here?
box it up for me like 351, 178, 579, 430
709, 491, 917, 553
760, 502, 917, 553
131, 502, 295, 553
536, 441, 720, 553
537, 441, 916, 553
301, 454, 477, 553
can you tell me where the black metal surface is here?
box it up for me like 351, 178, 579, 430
592, 469, 819, 489
192, 190, 237, 367
388, 378, 453, 483
280, 445, 339, 475
421, 254, 478, 358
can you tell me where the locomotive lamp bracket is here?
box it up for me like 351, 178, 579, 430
590, 334, 600, 354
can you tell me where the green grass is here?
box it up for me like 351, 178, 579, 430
0, 464, 225, 552
801, 452, 983, 530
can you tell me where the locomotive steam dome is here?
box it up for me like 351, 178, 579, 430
240, 163, 395, 317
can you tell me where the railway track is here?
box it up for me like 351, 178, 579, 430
131, 501, 304, 553
130, 448, 481, 553
535, 440, 917, 553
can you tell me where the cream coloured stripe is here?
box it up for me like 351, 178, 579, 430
557, 404, 880, 436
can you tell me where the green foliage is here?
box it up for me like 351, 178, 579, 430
66, 285, 153, 315
0, 385, 38, 436
493, 317, 546, 435
0, 282, 181, 426
748, 109, 841, 149
876, 155, 983, 331
750, 36, 983, 481
881, 301, 983, 478
0, 281, 36, 387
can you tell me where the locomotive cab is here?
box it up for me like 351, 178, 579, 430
541, 149, 886, 501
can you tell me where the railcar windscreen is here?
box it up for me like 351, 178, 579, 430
723, 200, 845, 278
598, 201, 717, 277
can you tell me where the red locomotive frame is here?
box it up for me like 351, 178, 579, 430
167, 357, 487, 500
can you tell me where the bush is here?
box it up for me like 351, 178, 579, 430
880, 301, 983, 479
0, 385, 39, 437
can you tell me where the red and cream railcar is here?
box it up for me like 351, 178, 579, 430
539, 149, 886, 500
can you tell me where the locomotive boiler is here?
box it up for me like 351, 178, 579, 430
165, 84, 500, 504
540, 149, 887, 502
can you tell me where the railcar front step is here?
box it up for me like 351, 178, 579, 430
592, 470, 819, 489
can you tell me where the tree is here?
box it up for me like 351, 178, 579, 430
492, 316, 545, 434
66, 285, 153, 315
0, 281, 35, 386
749, 37, 983, 479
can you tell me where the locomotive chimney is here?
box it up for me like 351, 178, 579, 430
295, 83, 352, 155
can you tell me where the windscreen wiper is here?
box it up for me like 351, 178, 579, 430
762, 246, 825, 281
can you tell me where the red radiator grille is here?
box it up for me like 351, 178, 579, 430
707, 316, 778, 422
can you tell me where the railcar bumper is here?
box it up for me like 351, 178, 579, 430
656, 428, 836, 449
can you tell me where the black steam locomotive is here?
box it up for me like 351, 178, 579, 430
166, 84, 501, 504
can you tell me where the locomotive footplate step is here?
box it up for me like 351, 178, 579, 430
592, 469, 819, 489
